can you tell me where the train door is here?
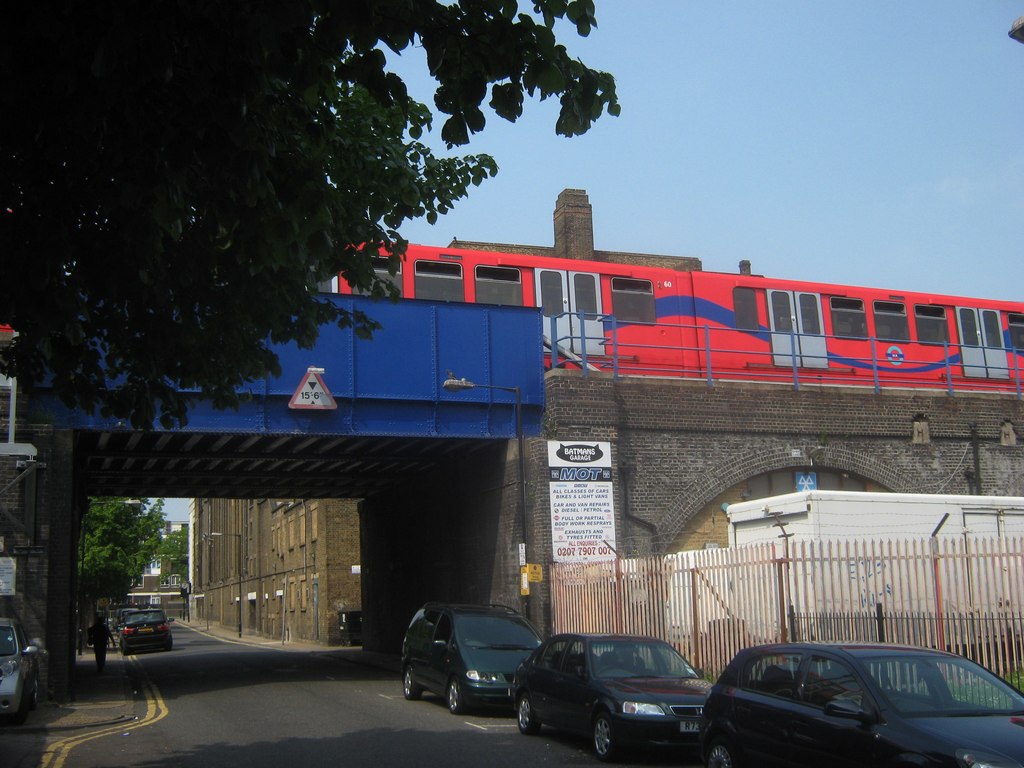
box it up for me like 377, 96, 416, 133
536, 269, 605, 356
767, 290, 827, 368
956, 307, 1008, 379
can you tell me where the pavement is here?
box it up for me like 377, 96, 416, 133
7, 618, 401, 734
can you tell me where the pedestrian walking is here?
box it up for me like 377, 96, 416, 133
88, 616, 113, 672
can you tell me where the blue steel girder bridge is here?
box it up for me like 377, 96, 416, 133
37, 296, 544, 499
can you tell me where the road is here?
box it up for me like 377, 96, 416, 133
15, 623, 703, 767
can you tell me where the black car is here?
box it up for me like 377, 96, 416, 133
401, 603, 541, 714
112, 607, 140, 639
119, 609, 173, 655
513, 633, 710, 762
701, 641, 1024, 768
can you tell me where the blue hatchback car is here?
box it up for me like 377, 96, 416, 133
701, 642, 1024, 768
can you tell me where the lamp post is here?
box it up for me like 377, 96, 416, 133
1011, 15, 1024, 44
210, 531, 243, 637
442, 373, 530, 619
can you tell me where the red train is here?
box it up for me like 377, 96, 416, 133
338, 244, 1024, 396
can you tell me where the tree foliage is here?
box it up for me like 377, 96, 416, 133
0, 1, 618, 428
155, 528, 189, 579
79, 498, 166, 605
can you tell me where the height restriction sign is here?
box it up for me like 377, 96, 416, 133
289, 367, 338, 410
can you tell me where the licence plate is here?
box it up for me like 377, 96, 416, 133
139, 627, 154, 633
679, 720, 700, 733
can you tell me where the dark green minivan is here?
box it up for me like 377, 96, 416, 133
401, 603, 541, 714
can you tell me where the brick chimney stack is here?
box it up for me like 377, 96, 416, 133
553, 188, 595, 261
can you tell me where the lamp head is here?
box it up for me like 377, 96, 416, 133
442, 371, 475, 392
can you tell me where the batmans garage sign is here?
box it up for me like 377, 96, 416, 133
547, 441, 616, 563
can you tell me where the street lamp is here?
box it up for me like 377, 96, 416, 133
209, 531, 243, 637
442, 372, 530, 619
1011, 16, 1024, 44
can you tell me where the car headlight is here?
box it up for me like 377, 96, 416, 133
956, 749, 1024, 768
465, 670, 502, 683
1, 658, 20, 677
621, 701, 667, 716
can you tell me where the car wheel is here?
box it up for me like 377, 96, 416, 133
11, 682, 33, 725
592, 711, 618, 762
705, 735, 742, 768
120, 642, 130, 656
403, 667, 423, 700
28, 675, 38, 710
446, 677, 465, 714
516, 692, 542, 735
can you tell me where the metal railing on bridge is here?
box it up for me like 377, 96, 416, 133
548, 312, 1023, 398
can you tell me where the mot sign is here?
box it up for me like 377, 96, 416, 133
548, 441, 616, 563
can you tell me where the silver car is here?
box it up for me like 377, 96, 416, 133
0, 617, 41, 724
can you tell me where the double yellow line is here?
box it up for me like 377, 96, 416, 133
38, 658, 169, 768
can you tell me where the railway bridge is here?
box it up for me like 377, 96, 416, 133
4, 302, 1024, 702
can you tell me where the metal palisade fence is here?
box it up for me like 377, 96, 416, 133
551, 536, 1024, 680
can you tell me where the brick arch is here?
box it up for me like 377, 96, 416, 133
654, 443, 907, 553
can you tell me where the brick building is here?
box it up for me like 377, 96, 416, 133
193, 498, 361, 644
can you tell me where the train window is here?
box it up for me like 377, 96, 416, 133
873, 301, 909, 341
798, 294, 821, 334
734, 287, 759, 330
982, 310, 1002, 349
414, 261, 463, 302
539, 271, 564, 317
1009, 314, 1024, 352
610, 278, 655, 323
475, 266, 523, 306
573, 273, 599, 314
830, 297, 867, 339
770, 292, 793, 332
351, 258, 402, 297
958, 308, 981, 347
915, 305, 949, 345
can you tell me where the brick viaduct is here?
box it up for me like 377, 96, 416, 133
362, 371, 1024, 651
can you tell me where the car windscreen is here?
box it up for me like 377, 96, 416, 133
456, 615, 539, 649
455, 615, 540, 669
865, 654, 1024, 716
590, 640, 700, 679
0, 627, 17, 656
125, 612, 165, 625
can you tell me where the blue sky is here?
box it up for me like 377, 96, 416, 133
162, 497, 190, 522
389, 2, 1023, 302
161, 4, 1021, 517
